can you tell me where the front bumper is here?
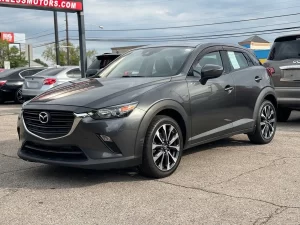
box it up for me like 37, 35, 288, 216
17, 106, 145, 169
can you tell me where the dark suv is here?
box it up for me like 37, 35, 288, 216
263, 34, 300, 121
18, 43, 277, 178
86, 53, 120, 77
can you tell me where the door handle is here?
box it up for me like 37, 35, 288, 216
255, 76, 262, 82
224, 85, 234, 93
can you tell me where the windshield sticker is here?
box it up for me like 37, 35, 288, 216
227, 51, 240, 69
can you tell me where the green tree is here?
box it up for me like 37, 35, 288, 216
9, 46, 28, 68
0, 39, 10, 68
34, 58, 48, 67
0, 39, 28, 68
42, 41, 97, 66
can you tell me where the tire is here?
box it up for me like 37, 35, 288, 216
248, 100, 277, 144
14, 88, 24, 104
277, 107, 291, 122
139, 115, 184, 178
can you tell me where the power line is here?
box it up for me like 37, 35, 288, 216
14, 30, 65, 43
33, 39, 66, 48
75, 20, 300, 40
72, 2, 300, 29
69, 26, 300, 43
72, 12, 300, 32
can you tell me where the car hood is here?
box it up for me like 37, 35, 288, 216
27, 77, 170, 109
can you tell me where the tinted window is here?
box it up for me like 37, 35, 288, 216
19, 70, 29, 77
243, 53, 254, 66
34, 68, 64, 76
88, 55, 119, 70
269, 37, 300, 60
28, 69, 44, 76
247, 53, 261, 66
100, 47, 193, 78
88, 59, 101, 70
227, 51, 248, 70
67, 68, 81, 78
193, 51, 223, 74
0, 69, 19, 78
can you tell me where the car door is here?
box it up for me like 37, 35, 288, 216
187, 47, 236, 145
222, 47, 263, 131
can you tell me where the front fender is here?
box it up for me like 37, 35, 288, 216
134, 99, 191, 158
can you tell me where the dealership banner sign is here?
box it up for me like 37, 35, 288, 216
0, 0, 83, 12
0, 32, 14, 43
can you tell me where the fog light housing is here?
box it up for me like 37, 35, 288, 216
100, 135, 112, 142
96, 134, 122, 155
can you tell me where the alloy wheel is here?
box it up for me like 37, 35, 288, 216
260, 104, 276, 139
152, 124, 180, 171
16, 89, 24, 103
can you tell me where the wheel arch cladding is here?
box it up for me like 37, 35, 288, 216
264, 94, 277, 110
135, 100, 190, 158
253, 87, 277, 122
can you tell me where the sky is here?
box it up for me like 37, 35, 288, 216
0, 0, 300, 64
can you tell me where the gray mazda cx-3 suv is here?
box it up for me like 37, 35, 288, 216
263, 34, 300, 122
17, 43, 277, 178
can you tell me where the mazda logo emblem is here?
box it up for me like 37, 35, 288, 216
39, 112, 50, 124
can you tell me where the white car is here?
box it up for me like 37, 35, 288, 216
22, 66, 81, 100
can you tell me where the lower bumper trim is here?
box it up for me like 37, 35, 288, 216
18, 149, 141, 170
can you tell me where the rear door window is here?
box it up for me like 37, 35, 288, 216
269, 36, 300, 60
227, 51, 249, 70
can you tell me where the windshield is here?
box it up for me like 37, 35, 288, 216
269, 37, 300, 61
33, 68, 64, 76
99, 47, 193, 78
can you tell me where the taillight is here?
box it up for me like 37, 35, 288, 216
0, 80, 7, 87
43, 78, 56, 85
266, 67, 275, 77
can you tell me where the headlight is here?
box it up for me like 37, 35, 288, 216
89, 102, 138, 120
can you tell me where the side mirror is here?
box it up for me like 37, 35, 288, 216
199, 64, 223, 84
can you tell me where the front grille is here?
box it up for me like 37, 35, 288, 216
23, 110, 74, 139
22, 142, 88, 161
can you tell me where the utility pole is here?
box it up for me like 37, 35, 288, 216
28, 44, 30, 67
65, 12, 70, 65
53, 11, 60, 66
77, 11, 87, 78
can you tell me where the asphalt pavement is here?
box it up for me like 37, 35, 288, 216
1, 104, 300, 225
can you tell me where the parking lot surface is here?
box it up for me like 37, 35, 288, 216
1, 104, 300, 225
